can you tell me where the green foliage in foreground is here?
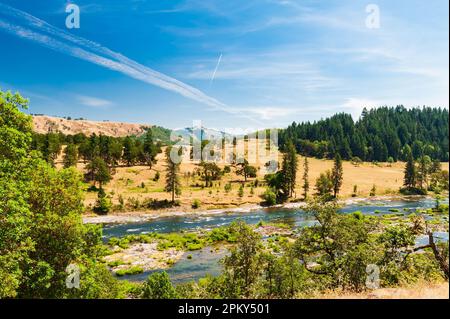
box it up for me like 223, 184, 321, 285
170, 210, 447, 299
136, 207, 448, 299
1, 90, 121, 298
1, 90, 448, 299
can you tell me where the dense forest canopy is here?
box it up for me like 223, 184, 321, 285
279, 106, 449, 162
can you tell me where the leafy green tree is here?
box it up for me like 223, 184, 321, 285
221, 222, 263, 298
293, 201, 380, 291
63, 143, 78, 168
315, 170, 333, 198
198, 161, 221, 187
0, 90, 33, 297
142, 271, 178, 299
236, 159, 257, 182
1, 90, 119, 298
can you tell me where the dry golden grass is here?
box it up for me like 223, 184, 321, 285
55, 144, 449, 213
319, 282, 449, 299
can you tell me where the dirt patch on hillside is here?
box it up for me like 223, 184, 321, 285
33, 115, 150, 137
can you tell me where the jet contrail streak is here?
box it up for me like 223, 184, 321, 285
210, 53, 222, 85
0, 3, 264, 124
0, 4, 223, 110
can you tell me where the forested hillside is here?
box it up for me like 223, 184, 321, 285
279, 106, 449, 162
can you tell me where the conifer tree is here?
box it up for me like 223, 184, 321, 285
404, 152, 416, 188
302, 157, 309, 200
63, 143, 78, 168
331, 154, 343, 197
165, 147, 181, 202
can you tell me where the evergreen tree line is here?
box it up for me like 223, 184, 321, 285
264, 140, 344, 204
402, 147, 449, 194
279, 106, 449, 162
30, 130, 162, 169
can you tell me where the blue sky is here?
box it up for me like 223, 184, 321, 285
0, 0, 448, 132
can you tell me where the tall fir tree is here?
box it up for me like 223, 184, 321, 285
417, 155, 431, 190
331, 154, 343, 197
281, 141, 298, 198
302, 157, 309, 200
164, 147, 181, 202
404, 151, 416, 188
143, 129, 158, 169
63, 143, 78, 168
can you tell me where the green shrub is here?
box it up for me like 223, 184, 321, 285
107, 260, 125, 267
191, 199, 201, 209
142, 271, 178, 299
115, 266, 144, 276
263, 188, 277, 206
93, 188, 112, 215
399, 187, 427, 195
369, 185, 376, 197
238, 184, 244, 197
187, 243, 203, 251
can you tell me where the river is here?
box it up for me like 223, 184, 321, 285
102, 196, 448, 284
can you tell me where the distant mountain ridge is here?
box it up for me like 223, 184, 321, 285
32, 115, 151, 137
172, 126, 234, 144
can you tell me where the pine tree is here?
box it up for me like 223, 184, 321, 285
417, 155, 431, 190
85, 157, 111, 188
63, 143, 78, 168
302, 157, 309, 200
331, 154, 343, 197
281, 141, 298, 197
143, 129, 158, 169
404, 152, 416, 188
164, 147, 181, 202
122, 136, 137, 166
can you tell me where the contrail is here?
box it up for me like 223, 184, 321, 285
210, 53, 222, 86
0, 3, 229, 112
0, 3, 264, 124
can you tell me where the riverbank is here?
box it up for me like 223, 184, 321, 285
83, 194, 443, 224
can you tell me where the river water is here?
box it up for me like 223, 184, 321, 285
102, 196, 448, 284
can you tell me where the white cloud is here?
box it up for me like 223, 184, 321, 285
77, 95, 112, 108
341, 97, 382, 120
226, 106, 300, 121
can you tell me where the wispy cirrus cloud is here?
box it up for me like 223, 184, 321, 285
77, 95, 113, 109
0, 2, 235, 115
